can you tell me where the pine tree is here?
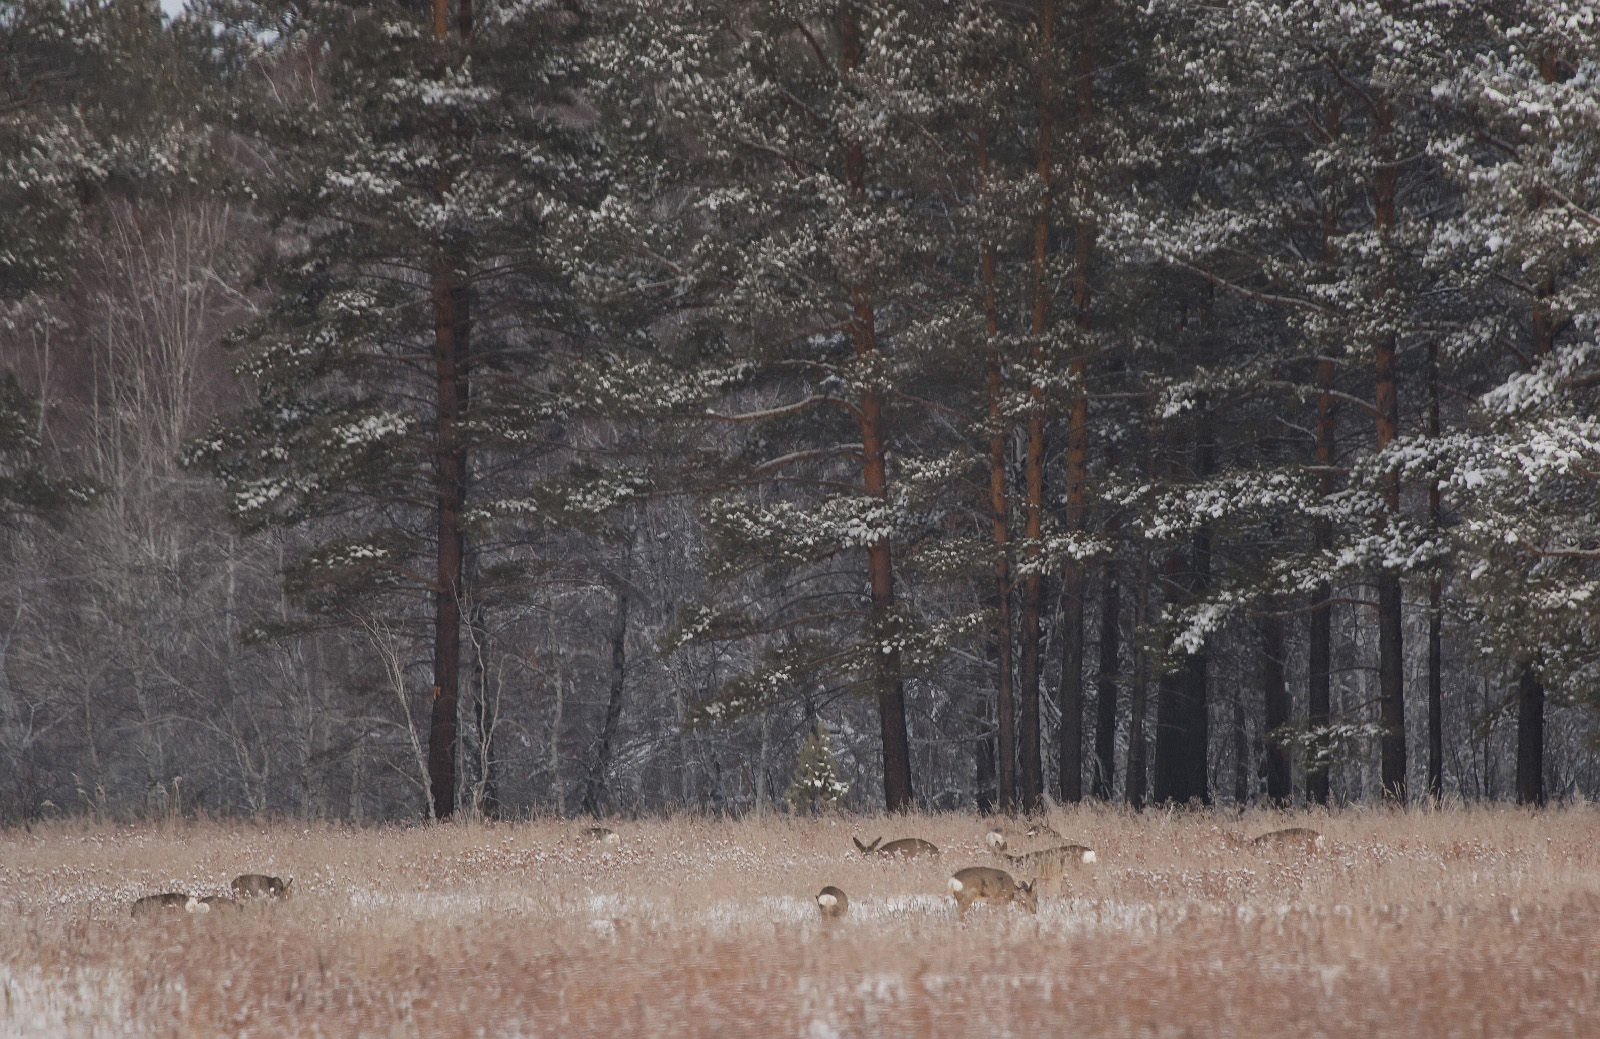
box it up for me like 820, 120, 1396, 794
1428, 0, 1600, 807
1137, 0, 1487, 802
193, 0, 602, 817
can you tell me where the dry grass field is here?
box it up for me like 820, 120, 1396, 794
3, 807, 1597, 1037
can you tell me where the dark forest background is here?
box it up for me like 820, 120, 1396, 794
2, 0, 1597, 822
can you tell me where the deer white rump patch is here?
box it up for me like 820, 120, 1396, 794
817, 893, 837, 908
1082, 850, 1098, 864
185, 896, 209, 914
947, 877, 964, 894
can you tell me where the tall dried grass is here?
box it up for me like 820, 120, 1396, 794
3, 806, 1597, 1037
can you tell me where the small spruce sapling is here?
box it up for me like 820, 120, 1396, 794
785, 721, 850, 814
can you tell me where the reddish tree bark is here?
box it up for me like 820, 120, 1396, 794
426, 0, 472, 819
1017, 0, 1055, 811
979, 130, 1016, 813
1371, 88, 1406, 803
1057, 0, 1097, 805
842, 5, 913, 812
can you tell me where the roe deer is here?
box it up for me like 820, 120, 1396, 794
200, 895, 244, 911
815, 885, 848, 919
947, 867, 1037, 921
1253, 827, 1324, 851
1224, 827, 1325, 853
581, 827, 622, 849
853, 836, 939, 859
131, 893, 208, 918
984, 822, 1067, 854
997, 845, 1097, 891
231, 874, 293, 899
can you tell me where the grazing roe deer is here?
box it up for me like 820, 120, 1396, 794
853, 836, 939, 859
947, 867, 1037, 921
984, 822, 1067, 854
200, 894, 243, 911
131, 893, 208, 918
815, 885, 848, 919
231, 874, 293, 899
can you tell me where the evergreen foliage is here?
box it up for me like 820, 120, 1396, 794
785, 719, 849, 813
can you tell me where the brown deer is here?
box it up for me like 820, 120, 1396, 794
581, 827, 622, 850
1224, 827, 1325, 853
200, 895, 244, 911
997, 844, 1097, 892
853, 836, 939, 859
984, 822, 1067, 854
131, 893, 208, 918
231, 874, 293, 900
947, 867, 1037, 921
815, 885, 848, 919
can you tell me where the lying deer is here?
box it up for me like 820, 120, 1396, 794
231, 874, 293, 900
853, 836, 939, 859
581, 827, 622, 850
947, 866, 1037, 921
815, 885, 848, 919
131, 893, 208, 918
996, 844, 1097, 891
984, 822, 1067, 854
1224, 827, 1325, 853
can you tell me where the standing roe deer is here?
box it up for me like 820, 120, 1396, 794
231, 874, 293, 899
815, 885, 848, 919
1224, 827, 1325, 853
997, 844, 1097, 891
947, 866, 1037, 921
853, 836, 939, 859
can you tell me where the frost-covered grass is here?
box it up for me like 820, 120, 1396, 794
3, 807, 1598, 1037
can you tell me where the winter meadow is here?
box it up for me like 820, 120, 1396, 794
3, 0, 1600, 1034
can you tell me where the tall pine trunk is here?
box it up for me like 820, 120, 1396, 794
1307, 117, 1340, 806
1514, 47, 1561, 804
1057, 0, 1097, 805
425, 0, 473, 821
1155, 419, 1211, 805
1515, 663, 1545, 806
979, 131, 1016, 813
1092, 539, 1119, 800
1018, 0, 1056, 812
843, 5, 913, 811
1126, 538, 1151, 809
582, 583, 629, 816
1262, 614, 1289, 804
1372, 89, 1406, 803
1427, 341, 1444, 803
